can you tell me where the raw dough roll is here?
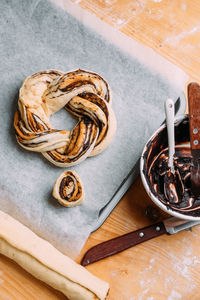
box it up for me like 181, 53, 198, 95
0, 211, 109, 300
53, 170, 84, 207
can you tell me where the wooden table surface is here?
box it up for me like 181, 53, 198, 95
1, 1, 200, 299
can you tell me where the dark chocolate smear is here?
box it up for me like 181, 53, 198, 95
143, 117, 200, 217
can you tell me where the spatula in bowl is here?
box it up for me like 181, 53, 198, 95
188, 83, 200, 198
164, 99, 183, 203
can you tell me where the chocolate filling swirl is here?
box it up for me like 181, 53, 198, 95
53, 170, 84, 207
143, 117, 200, 217
14, 69, 116, 167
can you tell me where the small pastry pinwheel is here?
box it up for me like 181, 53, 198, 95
53, 170, 84, 207
14, 69, 116, 167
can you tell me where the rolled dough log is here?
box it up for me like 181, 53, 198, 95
0, 210, 109, 299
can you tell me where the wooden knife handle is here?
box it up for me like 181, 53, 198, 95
81, 222, 166, 266
188, 82, 200, 150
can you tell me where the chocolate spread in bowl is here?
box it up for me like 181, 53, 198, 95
143, 116, 200, 217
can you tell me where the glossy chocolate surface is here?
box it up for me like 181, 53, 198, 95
143, 116, 200, 217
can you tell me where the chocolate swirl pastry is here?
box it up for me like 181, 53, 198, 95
143, 117, 200, 217
14, 69, 116, 167
53, 170, 84, 207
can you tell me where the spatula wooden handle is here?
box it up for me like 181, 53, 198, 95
188, 82, 200, 150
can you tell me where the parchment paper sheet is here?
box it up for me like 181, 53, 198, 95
0, 0, 188, 258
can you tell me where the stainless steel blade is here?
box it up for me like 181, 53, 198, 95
163, 216, 200, 234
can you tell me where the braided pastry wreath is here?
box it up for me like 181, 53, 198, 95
14, 69, 116, 206
14, 69, 116, 166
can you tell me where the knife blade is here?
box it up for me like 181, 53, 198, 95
81, 217, 200, 266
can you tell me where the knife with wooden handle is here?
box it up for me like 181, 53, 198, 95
81, 217, 200, 266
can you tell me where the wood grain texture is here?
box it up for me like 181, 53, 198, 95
81, 222, 167, 266
188, 82, 200, 149
1, 0, 200, 299
72, 0, 200, 82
